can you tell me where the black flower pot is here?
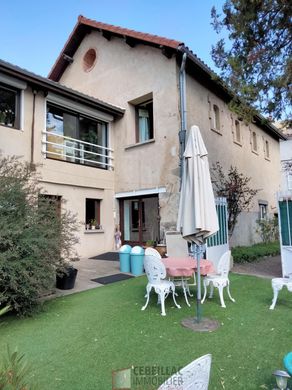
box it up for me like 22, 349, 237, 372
56, 267, 78, 290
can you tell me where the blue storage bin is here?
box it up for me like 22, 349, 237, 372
130, 246, 145, 276
119, 245, 132, 272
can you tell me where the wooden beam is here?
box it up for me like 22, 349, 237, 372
101, 30, 111, 41
123, 36, 136, 48
161, 46, 173, 59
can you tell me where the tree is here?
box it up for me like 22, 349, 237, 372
211, 0, 292, 126
0, 156, 79, 315
211, 162, 260, 236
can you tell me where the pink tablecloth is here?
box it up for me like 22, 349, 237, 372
162, 257, 215, 277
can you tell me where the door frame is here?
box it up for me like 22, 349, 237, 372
119, 194, 160, 246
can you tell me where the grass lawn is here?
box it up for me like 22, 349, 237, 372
1, 273, 292, 389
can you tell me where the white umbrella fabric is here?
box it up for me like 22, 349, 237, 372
177, 125, 219, 322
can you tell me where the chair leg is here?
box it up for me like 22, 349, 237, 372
202, 280, 207, 304
181, 280, 191, 307
227, 282, 235, 303
209, 283, 214, 298
270, 286, 279, 310
171, 287, 181, 309
160, 292, 166, 316
218, 285, 226, 308
141, 285, 152, 311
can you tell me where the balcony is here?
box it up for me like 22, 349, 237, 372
41, 130, 114, 170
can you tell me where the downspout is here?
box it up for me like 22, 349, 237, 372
179, 52, 187, 184
30, 89, 37, 168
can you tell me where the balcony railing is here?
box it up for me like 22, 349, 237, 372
41, 131, 114, 169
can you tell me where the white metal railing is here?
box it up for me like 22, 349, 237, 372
41, 130, 114, 169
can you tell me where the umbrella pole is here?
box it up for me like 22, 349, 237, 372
193, 243, 205, 323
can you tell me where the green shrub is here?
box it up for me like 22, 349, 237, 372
0, 157, 79, 316
0, 346, 37, 390
232, 241, 280, 263
255, 217, 279, 243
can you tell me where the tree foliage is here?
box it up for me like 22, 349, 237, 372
211, 0, 292, 126
211, 162, 260, 236
0, 157, 79, 316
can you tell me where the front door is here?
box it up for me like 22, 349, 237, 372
119, 195, 160, 246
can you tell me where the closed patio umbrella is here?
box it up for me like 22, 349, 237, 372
177, 125, 219, 322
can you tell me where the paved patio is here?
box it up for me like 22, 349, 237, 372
53, 254, 131, 298
48, 253, 282, 299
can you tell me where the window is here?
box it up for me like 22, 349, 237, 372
38, 194, 62, 218
259, 203, 268, 220
46, 104, 108, 168
288, 173, 292, 190
131, 200, 145, 230
264, 140, 270, 159
135, 100, 153, 143
252, 131, 258, 152
235, 120, 241, 143
0, 84, 20, 128
213, 104, 220, 131
85, 198, 101, 229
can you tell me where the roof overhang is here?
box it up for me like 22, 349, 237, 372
0, 59, 124, 118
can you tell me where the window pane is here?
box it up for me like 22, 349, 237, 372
86, 198, 101, 227
46, 104, 108, 169
0, 86, 17, 127
136, 100, 153, 143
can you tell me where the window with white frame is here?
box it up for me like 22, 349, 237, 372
213, 104, 220, 131
259, 202, 268, 219
0, 83, 20, 129
251, 131, 258, 152
135, 100, 153, 143
233, 118, 242, 144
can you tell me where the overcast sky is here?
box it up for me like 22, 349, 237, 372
0, 0, 227, 77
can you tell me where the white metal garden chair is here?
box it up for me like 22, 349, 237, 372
141, 255, 181, 316
201, 250, 235, 308
165, 231, 196, 306
158, 354, 212, 389
145, 247, 162, 258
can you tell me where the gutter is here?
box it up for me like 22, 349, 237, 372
178, 52, 187, 182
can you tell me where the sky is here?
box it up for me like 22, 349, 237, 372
0, 0, 226, 77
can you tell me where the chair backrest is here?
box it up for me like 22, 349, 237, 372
145, 247, 161, 258
217, 250, 231, 277
158, 354, 212, 390
143, 255, 166, 284
165, 231, 189, 257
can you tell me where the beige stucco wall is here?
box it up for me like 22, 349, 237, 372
0, 84, 116, 257
58, 31, 282, 247
186, 75, 281, 245
60, 32, 182, 236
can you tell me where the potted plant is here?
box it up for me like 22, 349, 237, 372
56, 262, 78, 290
145, 240, 156, 248
90, 219, 97, 229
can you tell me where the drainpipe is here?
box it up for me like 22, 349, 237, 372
30, 89, 37, 168
179, 52, 187, 184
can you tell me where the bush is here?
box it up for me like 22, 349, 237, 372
255, 217, 279, 243
0, 346, 37, 390
0, 157, 79, 315
232, 241, 280, 263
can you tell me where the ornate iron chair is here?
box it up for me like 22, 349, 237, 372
158, 354, 212, 389
201, 250, 235, 308
141, 255, 181, 316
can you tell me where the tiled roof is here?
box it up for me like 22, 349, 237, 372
0, 59, 124, 117
78, 15, 183, 49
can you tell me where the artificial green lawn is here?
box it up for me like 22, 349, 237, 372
1, 274, 292, 389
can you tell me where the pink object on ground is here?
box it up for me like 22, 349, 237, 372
162, 258, 215, 277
